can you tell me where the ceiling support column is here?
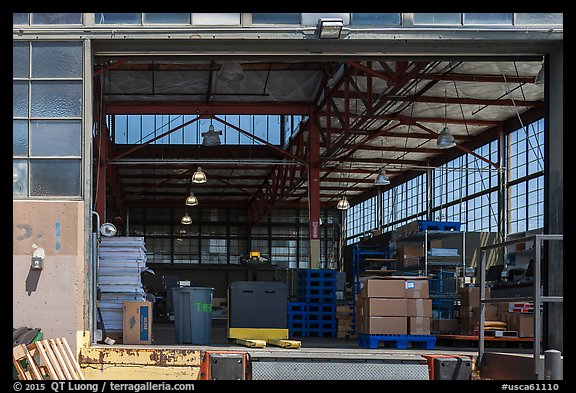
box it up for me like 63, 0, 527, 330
308, 114, 321, 269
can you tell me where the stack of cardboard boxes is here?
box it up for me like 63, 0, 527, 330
336, 304, 353, 338
459, 286, 496, 335
396, 245, 424, 269
357, 277, 431, 335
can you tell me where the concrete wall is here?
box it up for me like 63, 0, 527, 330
13, 201, 85, 354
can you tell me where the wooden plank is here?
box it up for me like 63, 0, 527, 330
33, 341, 59, 379
41, 340, 67, 380
365, 258, 396, 262
55, 338, 80, 380
13, 344, 29, 362
13, 356, 30, 380
49, 339, 73, 380
24, 346, 44, 380
61, 338, 85, 380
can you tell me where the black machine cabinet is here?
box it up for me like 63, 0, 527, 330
228, 281, 288, 329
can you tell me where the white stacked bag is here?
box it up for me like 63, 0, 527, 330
98, 237, 148, 332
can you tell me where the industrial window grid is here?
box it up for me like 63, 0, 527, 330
345, 119, 544, 244
109, 114, 282, 146
12, 41, 84, 198
128, 206, 337, 268
13, 13, 562, 27
507, 119, 545, 234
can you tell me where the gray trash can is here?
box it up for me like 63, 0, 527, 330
171, 286, 214, 344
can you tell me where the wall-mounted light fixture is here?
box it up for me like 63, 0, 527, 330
317, 18, 344, 39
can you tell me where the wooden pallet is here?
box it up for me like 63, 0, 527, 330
13, 338, 84, 380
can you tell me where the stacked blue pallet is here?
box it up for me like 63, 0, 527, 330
296, 269, 337, 337
287, 302, 308, 337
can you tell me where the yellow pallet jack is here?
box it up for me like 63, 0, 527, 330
227, 281, 301, 349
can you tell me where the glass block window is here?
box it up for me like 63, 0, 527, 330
301, 13, 350, 25
515, 13, 563, 25
31, 13, 82, 24
413, 13, 461, 25
464, 13, 513, 25
351, 13, 401, 26
143, 13, 190, 24
192, 13, 241, 25
13, 41, 83, 198
252, 13, 301, 24
95, 13, 141, 24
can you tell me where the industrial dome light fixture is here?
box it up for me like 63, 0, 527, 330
202, 123, 222, 146
185, 191, 199, 206
437, 88, 456, 149
374, 168, 391, 186
192, 166, 207, 184
100, 222, 117, 237
181, 211, 192, 225
374, 139, 391, 186
336, 196, 350, 210
437, 126, 456, 149
218, 61, 245, 83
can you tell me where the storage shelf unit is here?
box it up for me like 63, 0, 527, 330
350, 245, 397, 336
477, 234, 563, 381
396, 229, 466, 322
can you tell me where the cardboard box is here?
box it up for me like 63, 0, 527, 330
432, 319, 459, 333
508, 313, 534, 337
460, 305, 499, 321
361, 317, 407, 335
408, 317, 431, 335
459, 287, 490, 307
123, 301, 153, 344
361, 279, 405, 298
364, 298, 408, 317
405, 279, 429, 299
397, 245, 424, 267
407, 299, 432, 317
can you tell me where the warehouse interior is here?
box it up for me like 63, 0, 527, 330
89, 45, 559, 359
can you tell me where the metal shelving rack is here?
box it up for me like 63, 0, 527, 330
396, 230, 465, 320
476, 234, 563, 380
350, 244, 397, 336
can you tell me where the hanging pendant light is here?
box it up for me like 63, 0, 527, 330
437, 126, 456, 149
374, 139, 391, 186
336, 196, 350, 210
437, 87, 456, 149
374, 168, 391, 186
192, 166, 207, 184
185, 191, 198, 206
181, 211, 192, 225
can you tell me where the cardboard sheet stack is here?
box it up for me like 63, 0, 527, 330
98, 237, 148, 332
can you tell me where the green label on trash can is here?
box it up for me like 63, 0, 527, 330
195, 302, 212, 313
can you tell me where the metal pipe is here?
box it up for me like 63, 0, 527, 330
110, 159, 305, 166
544, 350, 562, 380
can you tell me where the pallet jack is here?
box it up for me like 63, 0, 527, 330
227, 281, 300, 349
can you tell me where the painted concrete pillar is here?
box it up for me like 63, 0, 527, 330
545, 46, 563, 352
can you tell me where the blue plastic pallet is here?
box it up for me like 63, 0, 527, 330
287, 313, 307, 321
417, 220, 461, 232
288, 321, 306, 330
357, 334, 436, 350
298, 279, 337, 288
307, 313, 336, 322
298, 270, 337, 280
307, 304, 335, 313
307, 321, 336, 330
307, 329, 336, 338
289, 330, 308, 338
288, 302, 307, 313
298, 287, 336, 295
297, 294, 336, 304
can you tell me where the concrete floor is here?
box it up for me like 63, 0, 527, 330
144, 319, 532, 361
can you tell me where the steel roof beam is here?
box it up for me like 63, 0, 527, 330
105, 102, 313, 115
